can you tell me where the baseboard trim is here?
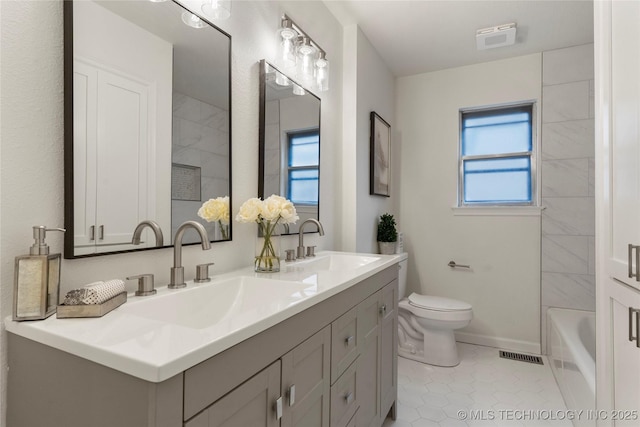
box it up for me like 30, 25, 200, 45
455, 331, 541, 355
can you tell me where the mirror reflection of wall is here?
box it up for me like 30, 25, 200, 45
260, 61, 320, 235
65, 0, 231, 258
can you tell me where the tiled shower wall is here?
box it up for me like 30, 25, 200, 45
540, 44, 595, 353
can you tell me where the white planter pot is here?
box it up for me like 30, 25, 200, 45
378, 241, 396, 255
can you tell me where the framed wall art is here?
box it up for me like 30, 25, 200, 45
370, 111, 391, 197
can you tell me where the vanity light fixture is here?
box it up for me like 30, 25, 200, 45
276, 18, 298, 70
202, 0, 231, 20
181, 12, 207, 28
276, 14, 330, 93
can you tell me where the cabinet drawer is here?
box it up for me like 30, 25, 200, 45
331, 307, 358, 384
330, 359, 358, 427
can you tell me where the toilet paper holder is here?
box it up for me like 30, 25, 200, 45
447, 260, 470, 269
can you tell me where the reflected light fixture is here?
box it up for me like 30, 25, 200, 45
292, 84, 305, 96
276, 14, 330, 93
181, 12, 207, 28
202, 0, 231, 20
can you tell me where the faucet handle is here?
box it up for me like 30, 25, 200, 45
285, 249, 296, 262
306, 246, 317, 257
127, 274, 156, 296
195, 262, 214, 283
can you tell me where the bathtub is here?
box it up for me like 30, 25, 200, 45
547, 308, 595, 426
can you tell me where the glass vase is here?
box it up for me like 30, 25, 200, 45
255, 220, 280, 272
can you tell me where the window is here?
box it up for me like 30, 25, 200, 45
459, 104, 535, 206
287, 129, 319, 205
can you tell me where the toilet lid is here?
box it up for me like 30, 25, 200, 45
408, 293, 472, 312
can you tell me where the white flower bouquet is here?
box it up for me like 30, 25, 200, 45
197, 196, 230, 240
236, 195, 299, 272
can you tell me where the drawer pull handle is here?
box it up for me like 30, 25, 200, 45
344, 391, 354, 405
345, 335, 354, 347
99, 225, 104, 240
379, 304, 387, 317
629, 244, 640, 281
288, 385, 296, 406
275, 396, 283, 420
630, 307, 640, 348
89, 225, 95, 241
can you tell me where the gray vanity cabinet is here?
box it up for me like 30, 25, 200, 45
7, 265, 398, 427
185, 326, 331, 427
185, 360, 281, 427
355, 281, 397, 427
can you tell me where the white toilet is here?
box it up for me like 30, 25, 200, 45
397, 253, 473, 367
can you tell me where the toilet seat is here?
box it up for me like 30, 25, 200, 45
400, 295, 473, 323
408, 293, 472, 312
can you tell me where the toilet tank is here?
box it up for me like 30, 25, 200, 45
398, 253, 408, 300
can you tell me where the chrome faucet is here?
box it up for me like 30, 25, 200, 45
169, 221, 211, 289
131, 220, 164, 247
297, 218, 325, 259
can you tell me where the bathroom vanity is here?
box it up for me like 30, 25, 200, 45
6, 252, 400, 427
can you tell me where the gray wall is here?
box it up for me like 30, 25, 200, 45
540, 44, 595, 353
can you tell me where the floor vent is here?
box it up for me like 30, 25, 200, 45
499, 351, 543, 365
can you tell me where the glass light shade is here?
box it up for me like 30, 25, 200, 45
181, 12, 207, 28
296, 37, 317, 86
292, 84, 305, 96
275, 73, 290, 86
315, 53, 329, 92
202, 0, 231, 20
276, 20, 298, 70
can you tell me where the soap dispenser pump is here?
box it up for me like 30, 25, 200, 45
13, 226, 65, 321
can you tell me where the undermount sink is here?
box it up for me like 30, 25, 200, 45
118, 276, 313, 329
292, 253, 381, 272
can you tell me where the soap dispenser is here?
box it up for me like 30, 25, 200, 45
13, 226, 65, 321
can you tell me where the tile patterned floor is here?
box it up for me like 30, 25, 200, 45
382, 343, 572, 427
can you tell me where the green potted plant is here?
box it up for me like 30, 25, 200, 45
377, 213, 398, 255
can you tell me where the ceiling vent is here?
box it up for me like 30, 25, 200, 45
476, 23, 517, 50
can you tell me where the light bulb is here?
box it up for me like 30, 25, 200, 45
315, 52, 329, 92
276, 19, 298, 70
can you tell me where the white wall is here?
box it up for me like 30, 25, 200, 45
0, 0, 343, 422
397, 54, 543, 353
342, 26, 397, 253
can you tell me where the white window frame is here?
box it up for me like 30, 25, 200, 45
458, 101, 538, 208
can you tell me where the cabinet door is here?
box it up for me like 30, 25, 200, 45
185, 361, 281, 427
379, 281, 398, 421
609, 0, 640, 289
95, 69, 151, 247
356, 292, 381, 427
609, 281, 640, 425
281, 326, 330, 427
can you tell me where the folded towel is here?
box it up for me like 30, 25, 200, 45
62, 279, 125, 305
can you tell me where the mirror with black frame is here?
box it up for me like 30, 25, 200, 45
258, 60, 320, 235
64, 0, 231, 258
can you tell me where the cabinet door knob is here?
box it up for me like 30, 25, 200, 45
344, 391, 354, 405
275, 396, 283, 420
288, 385, 296, 406
345, 335, 355, 347
630, 307, 640, 348
379, 304, 387, 316
629, 244, 640, 281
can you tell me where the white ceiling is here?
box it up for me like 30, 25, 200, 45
325, 0, 594, 77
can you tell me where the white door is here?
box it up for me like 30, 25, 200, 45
609, 0, 640, 290
95, 69, 150, 248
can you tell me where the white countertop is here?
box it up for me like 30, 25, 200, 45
5, 251, 403, 383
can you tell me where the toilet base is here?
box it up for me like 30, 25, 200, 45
398, 323, 461, 367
